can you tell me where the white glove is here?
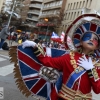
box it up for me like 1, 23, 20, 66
77, 55, 94, 70
22, 40, 37, 49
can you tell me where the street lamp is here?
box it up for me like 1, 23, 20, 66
7, 0, 26, 27
7, 0, 16, 46
44, 18, 48, 22
7, 0, 16, 27
44, 18, 49, 40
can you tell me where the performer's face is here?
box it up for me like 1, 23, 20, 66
81, 32, 99, 51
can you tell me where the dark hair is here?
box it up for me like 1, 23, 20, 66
34, 39, 39, 43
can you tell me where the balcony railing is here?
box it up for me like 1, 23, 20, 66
40, 10, 60, 17
28, 11, 40, 15
28, 10, 40, 13
24, 23, 36, 26
26, 17, 38, 21
30, 0, 43, 2
43, 1, 62, 9
29, 4, 42, 8
42, 5, 62, 11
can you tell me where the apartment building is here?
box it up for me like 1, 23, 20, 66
1, 0, 13, 13
37, 0, 67, 40
25, 0, 43, 27
21, 0, 31, 23
62, 0, 100, 33
0, 0, 5, 13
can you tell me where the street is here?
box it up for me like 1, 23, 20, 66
0, 54, 45, 100
0, 40, 100, 100
0, 40, 45, 100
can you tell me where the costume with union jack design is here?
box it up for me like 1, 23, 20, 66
9, 14, 100, 100
32, 14, 100, 100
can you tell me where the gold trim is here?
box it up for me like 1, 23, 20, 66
70, 51, 75, 56
58, 84, 92, 100
75, 90, 92, 99
70, 59, 76, 65
58, 84, 75, 100
94, 62, 100, 66
61, 89, 74, 99
58, 93, 72, 100
62, 84, 75, 93
88, 72, 92, 75
9, 46, 31, 97
92, 68, 99, 80
37, 44, 45, 55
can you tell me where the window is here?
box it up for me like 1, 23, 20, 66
67, 4, 70, 10
65, 25, 67, 30
89, 0, 92, 7
63, 14, 66, 20
77, 11, 79, 17
73, 2, 76, 9
86, 0, 88, 8
70, 12, 73, 20
81, 11, 83, 14
82, 1, 85, 8
70, 3, 72, 9
76, 2, 79, 9
74, 12, 76, 19
65, 13, 67, 20
63, 25, 65, 31
79, 1, 82, 8
68, 13, 70, 19
66, 13, 69, 19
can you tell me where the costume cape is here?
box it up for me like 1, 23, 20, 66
9, 46, 67, 99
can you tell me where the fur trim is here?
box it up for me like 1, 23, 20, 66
9, 46, 31, 97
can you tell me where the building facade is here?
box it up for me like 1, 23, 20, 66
37, 0, 67, 40
21, 0, 31, 23
0, 0, 5, 13
25, 0, 43, 28
1, 0, 12, 13
61, 0, 100, 33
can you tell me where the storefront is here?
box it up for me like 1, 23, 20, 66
36, 23, 55, 41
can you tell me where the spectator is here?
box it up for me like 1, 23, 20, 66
0, 25, 12, 50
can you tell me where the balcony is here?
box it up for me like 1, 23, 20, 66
44, 0, 56, 3
42, 5, 62, 11
30, 0, 43, 2
29, 4, 42, 9
42, 1, 62, 10
39, 10, 60, 18
36, 22, 56, 26
26, 17, 38, 21
28, 10, 40, 15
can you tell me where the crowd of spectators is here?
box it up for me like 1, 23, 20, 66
0, 25, 66, 50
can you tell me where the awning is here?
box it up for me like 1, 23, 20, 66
38, 32, 52, 36
36, 23, 55, 26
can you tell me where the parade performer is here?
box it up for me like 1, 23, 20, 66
9, 14, 100, 100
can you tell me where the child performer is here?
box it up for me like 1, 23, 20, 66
22, 14, 100, 100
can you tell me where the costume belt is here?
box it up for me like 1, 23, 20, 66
58, 84, 92, 100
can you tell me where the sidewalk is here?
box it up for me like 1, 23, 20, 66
0, 39, 18, 56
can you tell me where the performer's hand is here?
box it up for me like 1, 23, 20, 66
22, 40, 37, 49
77, 55, 94, 70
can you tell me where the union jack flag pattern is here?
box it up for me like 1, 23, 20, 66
13, 46, 67, 99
